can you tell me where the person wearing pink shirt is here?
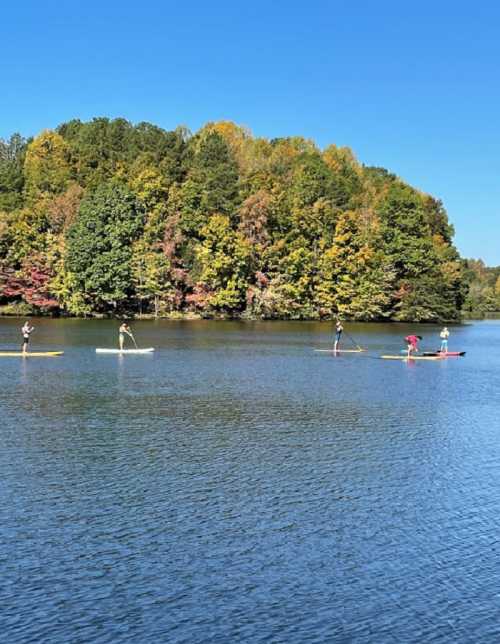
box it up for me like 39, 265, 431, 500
405, 334, 422, 358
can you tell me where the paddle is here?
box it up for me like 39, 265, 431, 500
343, 329, 364, 351
130, 332, 139, 350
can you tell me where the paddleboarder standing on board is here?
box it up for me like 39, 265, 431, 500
119, 322, 133, 350
21, 320, 34, 354
405, 334, 422, 358
334, 319, 343, 351
440, 327, 450, 353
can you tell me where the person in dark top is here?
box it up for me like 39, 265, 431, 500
334, 320, 343, 351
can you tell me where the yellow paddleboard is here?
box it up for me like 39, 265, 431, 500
0, 351, 64, 357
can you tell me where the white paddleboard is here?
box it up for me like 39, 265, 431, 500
95, 348, 155, 354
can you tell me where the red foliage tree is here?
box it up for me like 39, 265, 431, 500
0, 257, 59, 310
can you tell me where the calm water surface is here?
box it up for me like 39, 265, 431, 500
1, 319, 500, 643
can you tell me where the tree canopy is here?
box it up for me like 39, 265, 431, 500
0, 117, 472, 320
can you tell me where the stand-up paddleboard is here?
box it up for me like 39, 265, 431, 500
314, 349, 366, 353
0, 351, 64, 357
96, 348, 154, 354
382, 354, 443, 361
402, 349, 466, 357
423, 351, 466, 357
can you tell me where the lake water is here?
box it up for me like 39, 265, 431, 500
1, 318, 500, 643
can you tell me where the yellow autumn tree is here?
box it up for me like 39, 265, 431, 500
315, 210, 395, 319
24, 130, 72, 199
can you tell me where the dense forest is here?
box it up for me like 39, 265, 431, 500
461, 260, 500, 315
0, 117, 478, 321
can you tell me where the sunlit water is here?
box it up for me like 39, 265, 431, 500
1, 318, 499, 643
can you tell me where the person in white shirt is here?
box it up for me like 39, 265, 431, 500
440, 327, 450, 353
21, 321, 34, 354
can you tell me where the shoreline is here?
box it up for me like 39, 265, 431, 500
1, 310, 496, 323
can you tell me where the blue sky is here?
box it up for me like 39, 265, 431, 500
2, 0, 499, 264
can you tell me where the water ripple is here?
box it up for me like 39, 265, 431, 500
1, 319, 500, 643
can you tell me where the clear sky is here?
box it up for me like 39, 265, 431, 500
1, 0, 499, 264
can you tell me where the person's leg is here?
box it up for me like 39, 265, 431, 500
119, 334, 124, 350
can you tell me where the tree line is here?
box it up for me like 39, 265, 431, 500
0, 117, 470, 320
461, 260, 500, 314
